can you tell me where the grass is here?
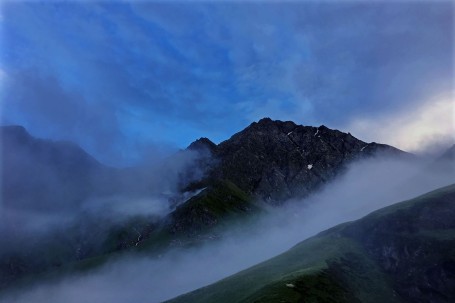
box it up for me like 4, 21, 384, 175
166, 235, 397, 303
166, 184, 455, 303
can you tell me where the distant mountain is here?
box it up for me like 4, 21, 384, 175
1, 125, 111, 212
0, 125, 179, 213
166, 184, 455, 303
434, 144, 455, 173
439, 144, 455, 161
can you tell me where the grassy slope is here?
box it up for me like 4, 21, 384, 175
167, 184, 455, 303
168, 180, 260, 235
166, 235, 397, 303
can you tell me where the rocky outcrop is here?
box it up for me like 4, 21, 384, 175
185, 118, 408, 204
168, 118, 409, 240
341, 186, 455, 302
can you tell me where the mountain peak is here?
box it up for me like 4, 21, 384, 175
1, 124, 29, 135
257, 117, 273, 124
246, 118, 298, 135
211, 118, 408, 204
1, 125, 32, 143
187, 137, 217, 153
254, 117, 296, 127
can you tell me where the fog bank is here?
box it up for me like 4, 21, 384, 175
2, 155, 453, 303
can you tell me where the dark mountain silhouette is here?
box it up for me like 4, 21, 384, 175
169, 118, 409, 235
0, 119, 412, 290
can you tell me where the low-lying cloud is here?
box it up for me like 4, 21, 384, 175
2, 154, 453, 303
0, 140, 211, 259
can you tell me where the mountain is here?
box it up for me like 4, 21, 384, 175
1, 125, 112, 212
189, 118, 406, 203
0, 126, 165, 288
0, 125, 181, 212
438, 144, 455, 162
1, 119, 407, 214
168, 118, 408, 235
166, 184, 455, 303
0, 119, 410, 289
434, 144, 455, 174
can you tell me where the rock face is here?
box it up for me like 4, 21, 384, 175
0, 119, 410, 290
185, 118, 407, 204
342, 186, 455, 302
168, 118, 408, 236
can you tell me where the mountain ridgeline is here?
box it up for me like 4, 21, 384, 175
0, 118, 410, 290
1, 125, 109, 211
170, 118, 407, 234
188, 118, 405, 203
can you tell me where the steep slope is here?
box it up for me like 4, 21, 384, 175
166, 184, 455, 303
169, 118, 409, 235
184, 118, 406, 204
0, 120, 410, 290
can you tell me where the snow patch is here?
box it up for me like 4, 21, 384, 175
169, 187, 208, 210
133, 228, 142, 246
286, 283, 295, 288
360, 144, 369, 152
287, 131, 293, 136
307, 164, 313, 170
184, 187, 207, 203
314, 128, 319, 137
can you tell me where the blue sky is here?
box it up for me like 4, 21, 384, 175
1, 1, 453, 165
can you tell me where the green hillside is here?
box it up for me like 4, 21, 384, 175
166, 184, 455, 303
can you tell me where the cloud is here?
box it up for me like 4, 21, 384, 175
1, 1, 453, 163
347, 93, 455, 154
0, 70, 126, 164
0, 137, 209, 257
2, 154, 453, 303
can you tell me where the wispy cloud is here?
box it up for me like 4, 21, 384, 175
0, 1, 452, 164
347, 93, 454, 154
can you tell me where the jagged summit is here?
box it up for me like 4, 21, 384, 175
187, 137, 217, 153
220, 118, 366, 149
182, 118, 407, 206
